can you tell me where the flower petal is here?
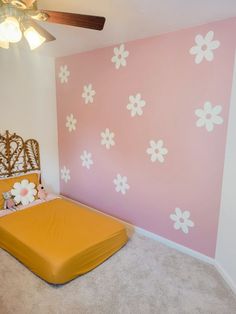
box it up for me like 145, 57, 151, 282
13, 182, 21, 189
21, 197, 29, 206
210, 40, 220, 50
161, 148, 168, 155
127, 104, 132, 112
205, 31, 214, 42
205, 50, 214, 62
135, 93, 141, 100
120, 58, 127, 67
11, 189, 18, 196
157, 140, 163, 149
123, 50, 129, 58
115, 186, 120, 192
129, 95, 135, 103
195, 109, 204, 118
174, 222, 181, 230
170, 214, 177, 222
28, 195, 35, 203
186, 220, 194, 227
136, 108, 143, 116
114, 47, 119, 55
150, 140, 156, 149
115, 61, 120, 69
195, 34, 204, 45
205, 120, 214, 132
181, 224, 189, 234
182, 211, 190, 219
157, 154, 164, 163
175, 207, 182, 217
28, 183, 35, 189
111, 55, 117, 63
212, 116, 223, 125
204, 101, 212, 112
14, 195, 21, 204
195, 52, 204, 64
21, 180, 29, 187
119, 44, 125, 53
151, 154, 157, 162
196, 118, 205, 127
212, 105, 222, 115
189, 46, 200, 55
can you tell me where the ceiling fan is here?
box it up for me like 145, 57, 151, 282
0, 0, 106, 50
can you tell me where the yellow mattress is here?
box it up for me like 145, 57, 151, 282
0, 198, 128, 284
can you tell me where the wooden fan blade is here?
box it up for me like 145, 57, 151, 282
28, 20, 56, 42
41, 10, 106, 31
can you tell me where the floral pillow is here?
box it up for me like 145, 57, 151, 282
11, 180, 37, 206
0, 173, 40, 209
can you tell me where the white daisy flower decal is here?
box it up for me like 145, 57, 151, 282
58, 65, 70, 84
146, 140, 168, 163
113, 174, 130, 195
61, 166, 71, 183
101, 128, 115, 150
195, 101, 223, 132
189, 31, 220, 64
82, 84, 96, 104
111, 44, 129, 69
66, 114, 77, 132
11, 180, 37, 206
170, 208, 194, 234
80, 150, 94, 169
127, 94, 146, 117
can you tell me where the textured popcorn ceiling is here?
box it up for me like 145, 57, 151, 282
33, 0, 236, 57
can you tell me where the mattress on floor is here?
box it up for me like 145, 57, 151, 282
0, 198, 128, 284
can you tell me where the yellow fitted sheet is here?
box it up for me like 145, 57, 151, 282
0, 198, 128, 284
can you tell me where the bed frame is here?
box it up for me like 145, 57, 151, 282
0, 130, 40, 178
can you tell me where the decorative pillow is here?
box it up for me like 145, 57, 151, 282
11, 180, 37, 206
0, 173, 40, 210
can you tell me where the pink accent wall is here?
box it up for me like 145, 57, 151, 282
56, 18, 236, 257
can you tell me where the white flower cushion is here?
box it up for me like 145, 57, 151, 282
11, 179, 37, 206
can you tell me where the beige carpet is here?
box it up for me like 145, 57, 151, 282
0, 233, 235, 314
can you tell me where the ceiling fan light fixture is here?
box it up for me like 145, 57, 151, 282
24, 26, 45, 50
0, 1, 106, 51
0, 16, 22, 43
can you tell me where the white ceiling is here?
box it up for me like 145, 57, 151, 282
30, 0, 236, 57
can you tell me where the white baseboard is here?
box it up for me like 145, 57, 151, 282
137, 225, 236, 295
136, 225, 236, 294
214, 261, 236, 295
62, 196, 235, 294
134, 226, 215, 265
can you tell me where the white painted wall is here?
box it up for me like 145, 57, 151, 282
0, 48, 59, 193
216, 52, 236, 293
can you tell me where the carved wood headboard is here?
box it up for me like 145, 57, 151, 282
0, 131, 40, 178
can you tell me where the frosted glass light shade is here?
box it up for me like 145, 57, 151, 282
0, 28, 7, 41
0, 17, 22, 43
24, 26, 46, 50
